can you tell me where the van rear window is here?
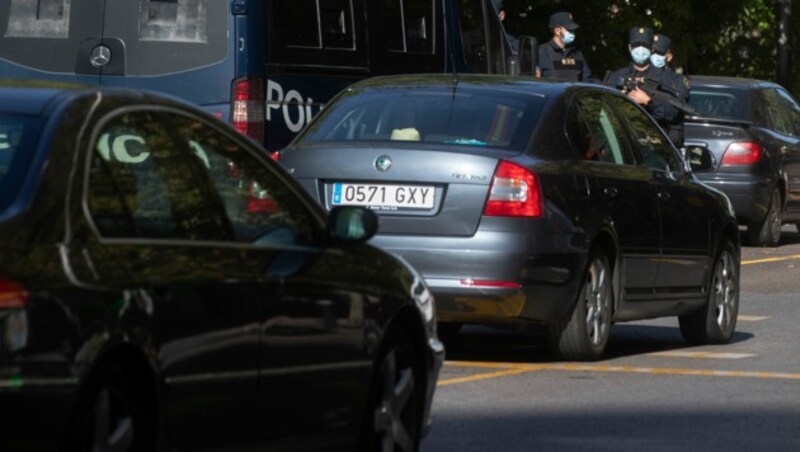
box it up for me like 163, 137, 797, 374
0, 114, 43, 211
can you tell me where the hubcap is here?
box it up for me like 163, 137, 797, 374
89, 386, 134, 452
713, 251, 737, 332
374, 349, 416, 452
584, 259, 609, 346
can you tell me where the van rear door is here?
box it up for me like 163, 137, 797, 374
0, 0, 105, 85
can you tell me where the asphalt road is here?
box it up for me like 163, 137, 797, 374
422, 227, 800, 452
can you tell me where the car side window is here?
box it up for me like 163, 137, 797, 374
566, 95, 635, 165
87, 111, 230, 241
761, 88, 796, 136
163, 114, 320, 246
485, 0, 505, 73
774, 88, 800, 136
609, 96, 682, 173
457, 0, 488, 72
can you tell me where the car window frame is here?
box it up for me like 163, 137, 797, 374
564, 90, 637, 166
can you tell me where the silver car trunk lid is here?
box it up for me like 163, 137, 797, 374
281, 144, 508, 236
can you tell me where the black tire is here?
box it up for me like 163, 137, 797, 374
679, 240, 740, 345
549, 253, 613, 361
360, 328, 423, 452
72, 365, 145, 452
747, 189, 782, 247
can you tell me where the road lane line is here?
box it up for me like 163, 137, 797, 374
437, 367, 541, 386
649, 351, 758, 359
741, 254, 800, 265
738, 315, 771, 322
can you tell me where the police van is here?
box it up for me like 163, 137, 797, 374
0, 0, 526, 151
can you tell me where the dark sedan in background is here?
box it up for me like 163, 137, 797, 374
0, 86, 443, 451
686, 76, 800, 246
278, 74, 741, 361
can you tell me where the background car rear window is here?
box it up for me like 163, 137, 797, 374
688, 88, 748, 121
0, 113, 42, 212
300, 86, 545, 151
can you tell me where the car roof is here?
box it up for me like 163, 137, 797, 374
688, 75, 777, 90
344, 74, 609, 97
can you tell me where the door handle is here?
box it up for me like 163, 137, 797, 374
603, 187, 618, 198
658, 191, 670, 202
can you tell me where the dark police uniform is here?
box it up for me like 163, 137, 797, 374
653, 34, 690, 147
537, 12, 593, 82
604, 28, 680, 134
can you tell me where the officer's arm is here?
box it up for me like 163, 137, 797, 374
581, 53, 594, 82
537, 47, 553, 77
646, 97, 680, 122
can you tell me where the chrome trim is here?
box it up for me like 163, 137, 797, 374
0, 377, 79, 389
165, 361, 370, 385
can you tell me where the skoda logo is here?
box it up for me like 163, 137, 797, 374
90, 45, 111, 68
375, 155, 392, 172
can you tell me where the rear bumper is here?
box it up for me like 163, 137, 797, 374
371, 225, 585, 325
694, 174, 773, 223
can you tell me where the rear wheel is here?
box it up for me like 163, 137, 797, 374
549, 253, 613, 361
361, 329, 422, 452
747, 189, 782, 247
679, 240, 739, 344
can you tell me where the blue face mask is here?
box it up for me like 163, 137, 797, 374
630, 46, 652, 65
562, 30, 575, 45
650, 53, 666, 68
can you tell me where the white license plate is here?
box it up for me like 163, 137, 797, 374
332, 183, 435, 210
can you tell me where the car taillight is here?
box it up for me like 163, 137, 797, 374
483, 161, 542, 217
721, 142, 763, 165
232, 77, 265, 143
0, 279, 28, 309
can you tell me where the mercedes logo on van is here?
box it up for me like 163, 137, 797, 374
90, 45, 111, 68
375, 155, 392, 172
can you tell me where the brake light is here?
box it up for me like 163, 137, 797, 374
483, 161, 542, 217
232, 77, 265, 143
269, 151, 280, 161
721, 142, 763, 165
0, 279, 28, 309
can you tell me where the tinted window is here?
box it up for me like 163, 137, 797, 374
276, 0, 355, 50
610, 96, 682, 173
0, 113, 43, 211
457, 0, 487, 72
688, 87, 748, 121
567, 95, 634, 165
486, 2, 505, 73
300, 85, 545, 151
383, 0, 435, 54
87, 111, 228, 241
764, 88, 800, 136
163, 114, 318, 245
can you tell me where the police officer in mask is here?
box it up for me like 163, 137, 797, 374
605, 27, 680, 135
651, 33, 690, 147
538, 12, 594, 81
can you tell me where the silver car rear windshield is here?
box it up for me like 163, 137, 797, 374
300, 86, 546, 151
0, 114, 43, 211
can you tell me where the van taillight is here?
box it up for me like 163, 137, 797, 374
232, 77, 265, 143
0, 279, 28, 309
721, 142, 763, 165
483, 161, 542, 217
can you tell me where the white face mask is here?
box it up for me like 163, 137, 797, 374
562, 30, 576, 45
650, 53, 667, 68
630, 46, 652, 65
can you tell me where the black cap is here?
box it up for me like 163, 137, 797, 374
653, 34, 671, 54
629, 27, 654, 47
549, 12, 579, 31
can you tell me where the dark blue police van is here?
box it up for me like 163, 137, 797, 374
0, 0, 525, 151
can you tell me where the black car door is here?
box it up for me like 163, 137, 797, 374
566, 92, 661, 302
158, 112, 372, 446
81, 108, 261, 449
610, 96, 712, 297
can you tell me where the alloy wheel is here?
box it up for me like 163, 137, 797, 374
374, 349, 417, 452
713, 250, 737, 333
584, 258, 610, 346
87, 385, 134, 452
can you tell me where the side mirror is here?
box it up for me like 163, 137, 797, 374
516, 36, 538, 77
328, 206, 378, 244
684, 145, 716, 172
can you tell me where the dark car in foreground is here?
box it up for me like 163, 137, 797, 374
279, 74, 741, 361
685, 76, 800, 246
0, 86, 443, 451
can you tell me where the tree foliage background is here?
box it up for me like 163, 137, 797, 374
502, 0, 799, 94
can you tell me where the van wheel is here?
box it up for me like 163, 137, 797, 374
549, 253, 613, 361
361, 329, 422, 452
74, 365, 144, 452
679, 240, 739, 344
747, 189, 782, 247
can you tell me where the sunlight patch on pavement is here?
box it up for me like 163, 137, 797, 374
737, 315, 771, 322
648, 351, 758, 359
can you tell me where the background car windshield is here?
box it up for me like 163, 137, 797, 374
689, 88, 747, 121
0, 113, 42, 211
300, 86, 545, 151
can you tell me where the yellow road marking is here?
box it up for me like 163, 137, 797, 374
649, 351, 757, 359
741, 254, 800, 265
738, 315, 771, 322
439, 361, 800, 386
